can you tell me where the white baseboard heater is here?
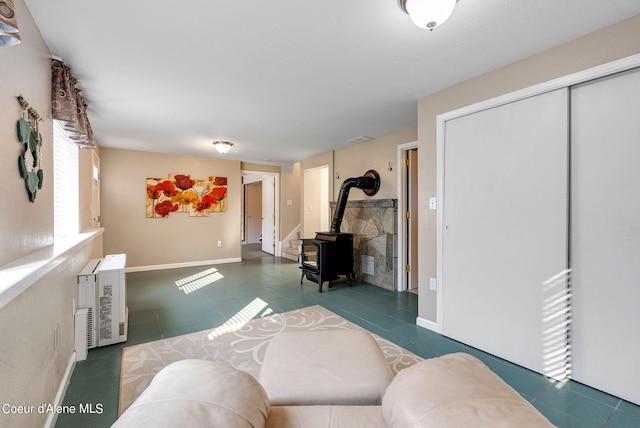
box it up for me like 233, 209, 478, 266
76, 254, 128, 360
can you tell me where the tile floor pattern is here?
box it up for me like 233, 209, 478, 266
55, 257, 640, 428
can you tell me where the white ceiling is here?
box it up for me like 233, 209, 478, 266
23, 0, 640, 165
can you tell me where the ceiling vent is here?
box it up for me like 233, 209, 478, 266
347, 136, 374, 144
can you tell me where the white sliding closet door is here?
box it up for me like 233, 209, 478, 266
442, 89, 569, 374
571, 67, 640, 405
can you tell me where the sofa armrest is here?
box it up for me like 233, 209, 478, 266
113, 360, 270, 428
382, 353, 555, 427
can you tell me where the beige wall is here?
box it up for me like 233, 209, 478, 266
79, 147, 100, 231
240, 162, 280, 174
0, 0, 53, 267
0, 2, 104, 426
280, 162, 301, 241
300, 151, 334, 193
417, 14, 640, 322
295, 129, 417, 237
100, 148, 242, 268
299, 152, 334, 237
98, 152, 314, 260
333, 128, 417, 201
0, 236, 103, 428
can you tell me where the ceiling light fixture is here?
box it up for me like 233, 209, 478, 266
398, 0, 457, 30
213, 141, 233, 154
0, 0, 21, 47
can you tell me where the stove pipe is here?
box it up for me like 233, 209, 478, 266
330, 169, 380, 234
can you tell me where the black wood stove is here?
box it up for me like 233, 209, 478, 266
300, 170, 380, 292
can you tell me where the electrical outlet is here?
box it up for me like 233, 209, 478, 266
217, 241, 222, 247
429, 278, 437, 291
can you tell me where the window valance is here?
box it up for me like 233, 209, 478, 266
51, 59, 97, 148
0, 0, 21, 47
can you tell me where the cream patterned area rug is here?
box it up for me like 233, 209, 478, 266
119, 305, 423, 414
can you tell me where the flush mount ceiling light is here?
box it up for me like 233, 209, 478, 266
0, 0, 21, 47
213, 141, 233, 154
398, 0, 457, 30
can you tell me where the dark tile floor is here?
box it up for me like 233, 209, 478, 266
55, 257, 640, 427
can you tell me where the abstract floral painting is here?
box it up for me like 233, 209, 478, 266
146, 174, 228, 218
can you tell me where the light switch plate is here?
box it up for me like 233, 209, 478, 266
429, 197, 437, 210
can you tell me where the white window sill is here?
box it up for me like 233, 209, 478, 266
0, 228, 104, 309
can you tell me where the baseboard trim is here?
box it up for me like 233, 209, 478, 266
125, 258, 242, 273
45, 351, 76, 428
416, 316, 441, 333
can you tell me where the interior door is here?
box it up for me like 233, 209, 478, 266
245, 183, 262, 243
570, 67, 640, 404
441, 88, 569, 374
261, 175, 275, 254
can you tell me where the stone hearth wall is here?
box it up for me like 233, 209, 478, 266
330, 199, 397, 290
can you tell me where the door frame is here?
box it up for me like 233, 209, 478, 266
397, 141, 419, 292
241, 170, 280, 256
243, 181, 262, 244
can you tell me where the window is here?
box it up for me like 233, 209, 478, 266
53, 120, 79, 240
91, 151, 101, 227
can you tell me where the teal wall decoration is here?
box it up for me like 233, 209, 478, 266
16, 96, 44, 202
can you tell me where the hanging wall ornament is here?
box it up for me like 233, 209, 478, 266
16, 96, 44, 202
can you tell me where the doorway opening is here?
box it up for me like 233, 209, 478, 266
398, 143, 419, 292
302, 165, 329, 238
242, 171, 279, 259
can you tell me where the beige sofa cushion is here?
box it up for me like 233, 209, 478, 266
259, 329, 394, 405
113, 359, 270, 428
382, 353, 555, 428
267, 406, 385, 428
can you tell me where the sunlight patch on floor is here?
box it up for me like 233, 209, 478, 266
207, 298, 270, 339
175, 267, 224, 294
